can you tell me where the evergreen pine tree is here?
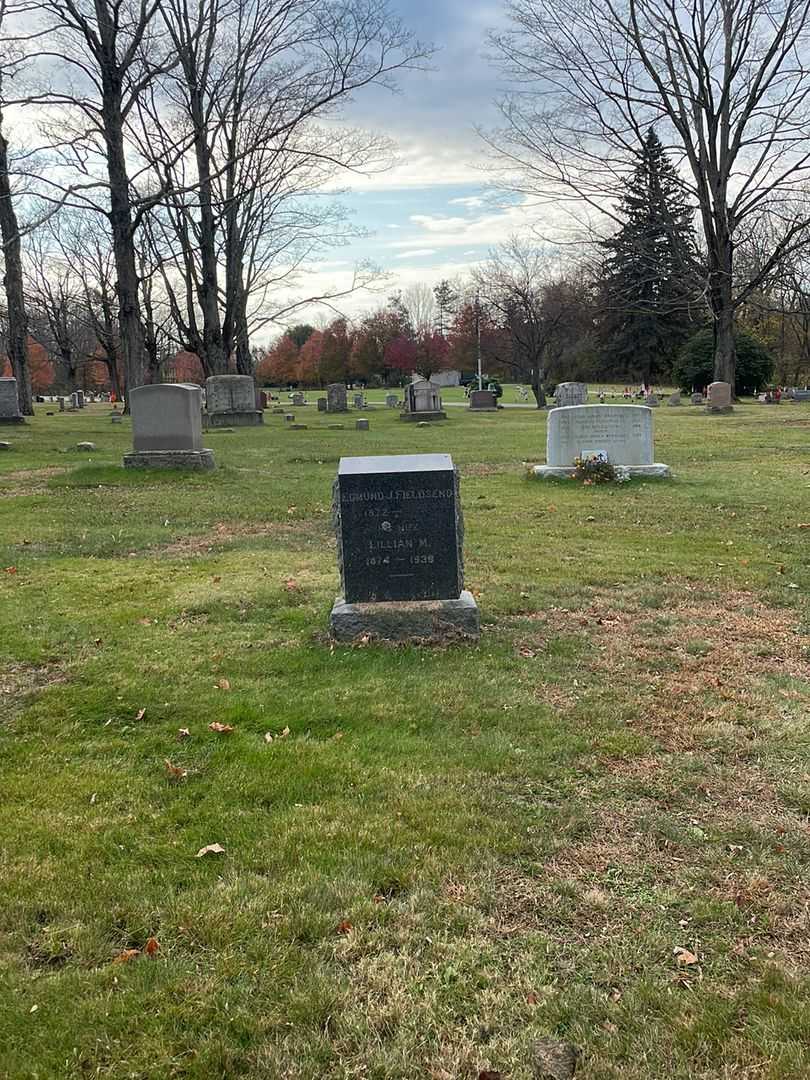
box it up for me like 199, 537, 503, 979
599, 129, 701, 383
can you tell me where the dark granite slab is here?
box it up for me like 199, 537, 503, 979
334, 453, 464, 603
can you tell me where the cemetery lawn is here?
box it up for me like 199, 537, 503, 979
2, 398, 810, 1080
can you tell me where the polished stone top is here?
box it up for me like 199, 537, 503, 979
338, 453, 453, 476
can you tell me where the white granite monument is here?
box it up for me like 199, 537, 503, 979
533, 404, 671, 478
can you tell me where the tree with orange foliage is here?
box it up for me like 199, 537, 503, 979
255, 336, 299, 385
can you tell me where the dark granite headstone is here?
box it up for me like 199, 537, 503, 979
334, 453, 463, 604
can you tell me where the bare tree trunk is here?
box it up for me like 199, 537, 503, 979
0, 112, 32, 414
190, 91, 227, 375
710, 235, 737, 386
105, 103, 146, 398
531, 368, 546, 408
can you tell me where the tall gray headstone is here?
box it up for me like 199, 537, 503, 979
124, 383, 214, 470
0, 377, 24, 424
706, 381, 733, 413
205, 375, 263, 427
327, 383, 348, 413
554, 382, 588, 407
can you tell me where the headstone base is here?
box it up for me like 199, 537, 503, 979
330, 590, 479, 642
533, 463, 671, 479
399, 410, 447, 422
123, 449, 215, 471
705, 405, 734, 414
0, 415, 25, 424
206, 410, 263, 427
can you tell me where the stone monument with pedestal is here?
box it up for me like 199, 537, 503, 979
124, 383, 214, 470
554, 382, 588, 407
706, 381, 733, 413
327, 383, 348, 413
0, 378, 24, 424
205, 375, 263, 427
469, 389, 498, 411
399, 378, 446, 422
533, 404, 670, 479
330, 453, 479, 641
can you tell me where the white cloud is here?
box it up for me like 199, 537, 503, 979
395, 248, 437, 259
449, 195, 486, 209
386, 199, 540, 254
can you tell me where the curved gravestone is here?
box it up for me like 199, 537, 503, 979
330, 453, 478, 641
205, 375, 263, 427
124, 383, 214, 470
0, 377, 24, 424
533, 404, 670, 478
706, 381, 733, 414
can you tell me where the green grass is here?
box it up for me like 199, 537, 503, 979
1, 396, 809, 1079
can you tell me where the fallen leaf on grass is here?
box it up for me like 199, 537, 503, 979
137, 617, 151, 626
4, 566, 17, 574
164, 759, 187, 782
337, 919, 353, 934
208, 722, 234, 734
264, 732, 274, 743
196, 843, 225, 858
177, 728, 191, 740
518, 646, 536, 658
674, 946, 699, 966
284, 578, 298, 591
144, 937, 159, 957
134, 708, 146, 721
216, 678, 230, 691
478, 1071, 501, 1080
112, 948, 141, 964
526, 991, 539, 1005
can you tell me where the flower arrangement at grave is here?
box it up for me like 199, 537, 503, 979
571, 454, 618, 484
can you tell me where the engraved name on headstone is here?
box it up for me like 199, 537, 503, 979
334, 454, 463, 603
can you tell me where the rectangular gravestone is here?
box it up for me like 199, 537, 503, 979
469, 389, 497, 411
205, 374, 263, 426
0, 377, 24, 423
317, 397, 327, 411
554, 382, 588, 407
330, 453, 478, 640
124, 383, 214, 469
327, 383, 348, 412
534, 404, 670, 478
706, 381, 733, 413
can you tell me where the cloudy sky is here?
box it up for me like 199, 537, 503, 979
302, 0, 527, 322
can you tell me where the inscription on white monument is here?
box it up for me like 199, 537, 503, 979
547, 405, 653, 467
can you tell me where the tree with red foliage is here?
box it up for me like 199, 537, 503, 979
297, 331, 323, 386
173, 351, 205, 384
385, 329, 450, 381
447, 302, 509, 377
256, 336, 299, 385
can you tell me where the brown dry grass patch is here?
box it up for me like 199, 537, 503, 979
156, 518, 329, 556
0, 660, 67, 703
0, 467, 68, 497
